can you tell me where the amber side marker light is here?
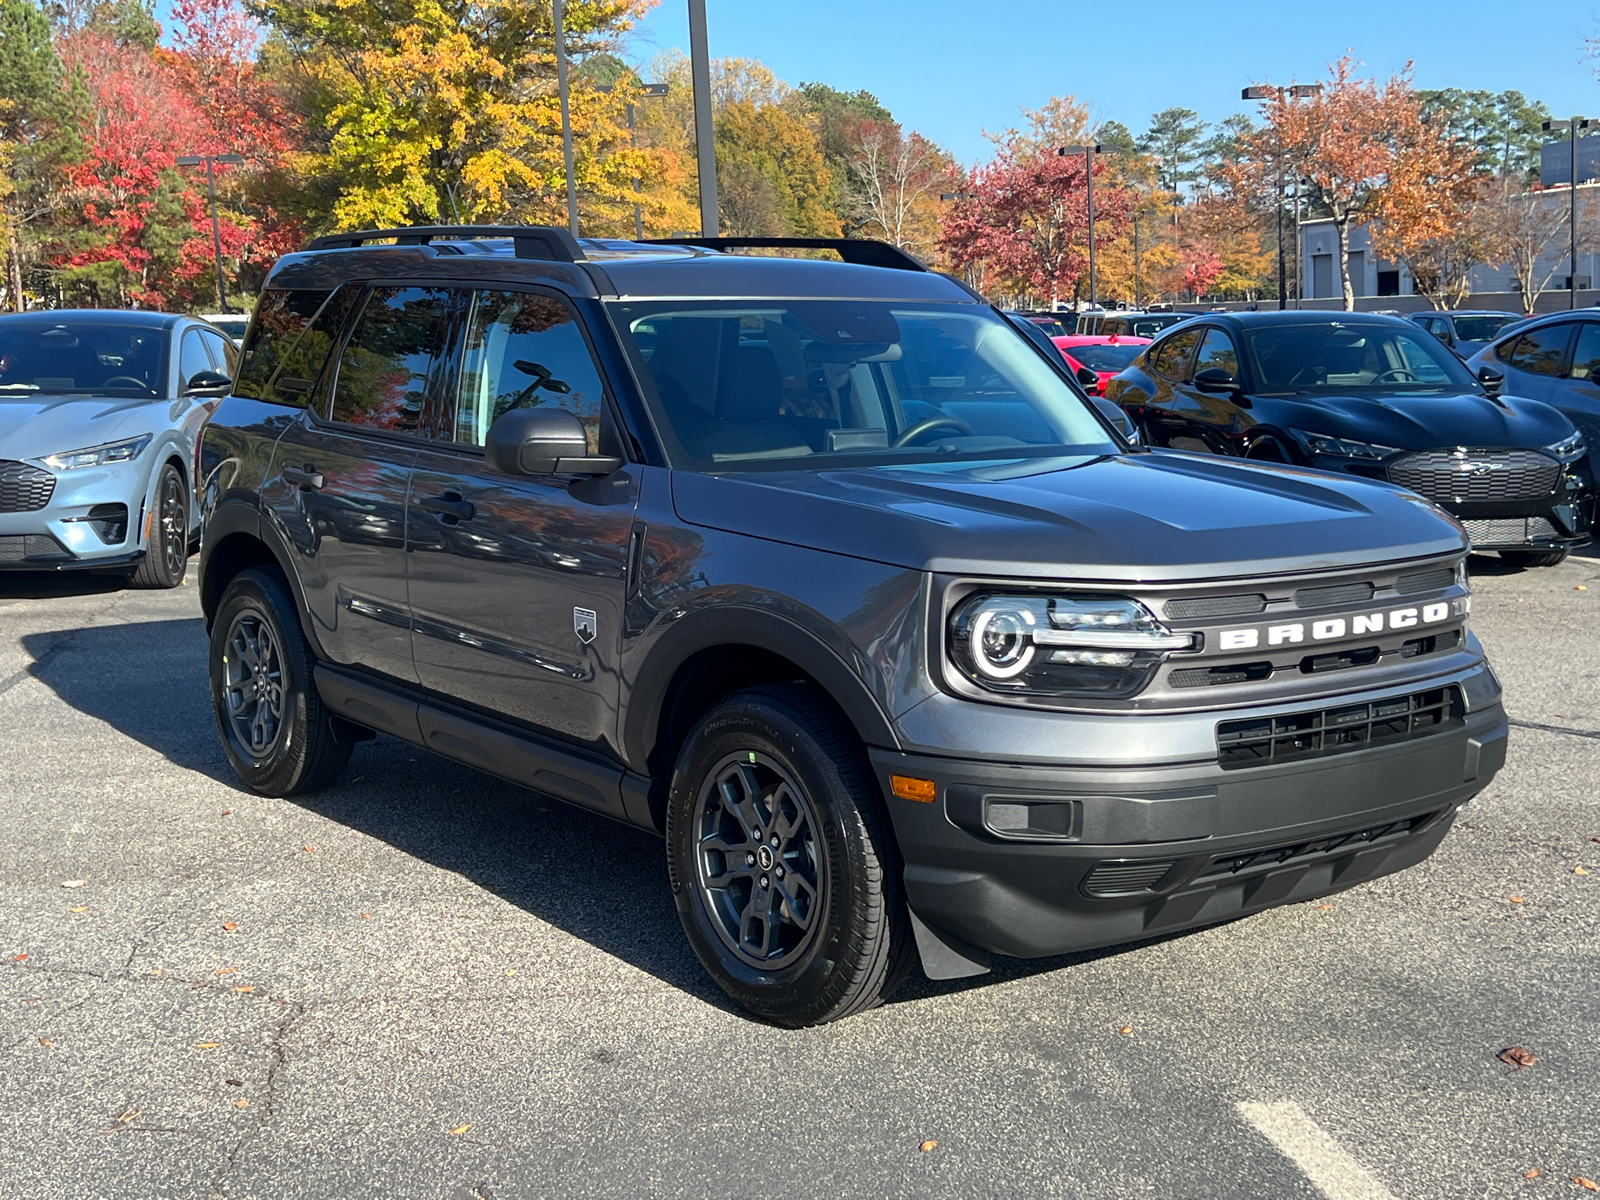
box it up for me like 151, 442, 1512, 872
891, 775, 937, 803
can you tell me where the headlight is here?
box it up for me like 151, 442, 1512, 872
950, 593, 1195, 697
1291, 429, 1401, 460
42, 434, 152, 471
1545, 430, 1587, 463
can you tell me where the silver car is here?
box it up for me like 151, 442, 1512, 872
0, 310, 237, 587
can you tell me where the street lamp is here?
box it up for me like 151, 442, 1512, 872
175, 153, 245, 313
1057, 143, 1121, 311
629, 83, 671, 238
1543, 117, 1593, 310
1243, 84, 1321, 310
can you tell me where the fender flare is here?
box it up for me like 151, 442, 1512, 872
621, 605, 902, 770
198, 497, 324, 657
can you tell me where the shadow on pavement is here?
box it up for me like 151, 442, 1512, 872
0, 571, 132, 600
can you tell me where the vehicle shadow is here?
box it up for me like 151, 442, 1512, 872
21, 616, 1198, 1020
0, 571, 131, 600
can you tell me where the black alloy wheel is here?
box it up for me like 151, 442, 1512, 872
209, 566, 353, 795
131, 463, 188, 588
666, 684, 914, 1027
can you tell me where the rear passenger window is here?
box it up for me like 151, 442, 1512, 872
452, 290, 607, 453
1567, 324, 1600, 380
329, 286, 454, 433
234, 288, 357, 406
1501, 324, 1573, 376
179, 329, 213, 390
1150, 328, 1201, 380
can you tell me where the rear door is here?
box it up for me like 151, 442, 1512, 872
1553, 319, 1600, 468
406, 286, 638, 749
266, 284, 457, 683
1170, 326, 1249, 452
1495, 322, 1576, 403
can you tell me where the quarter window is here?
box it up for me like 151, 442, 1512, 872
452, 290, 607, 453
179, 329, 212, 390
1150, 328, 1201, 381
200, 329, 239, 378
1567, 323, 1600, 380
1500, 324, 1574, 376
329, 286, 454, 433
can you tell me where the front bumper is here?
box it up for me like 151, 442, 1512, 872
0, 459, 148, 569
873, 676, 1506, 973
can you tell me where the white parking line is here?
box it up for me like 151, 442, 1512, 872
1237, 1101, 1400, 1200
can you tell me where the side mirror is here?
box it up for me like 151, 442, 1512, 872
485, 407, 621, 476
1074, 364, 1101, 392
1477, 366, 1504, 397
183, 370, 232, 394
1193, 367, 1241, 394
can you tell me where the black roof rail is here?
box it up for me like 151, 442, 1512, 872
303, 225, 584, 263
640, 237, 927, 272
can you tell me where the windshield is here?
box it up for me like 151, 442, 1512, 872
1067, 343, 1146, 372
1127, 315, 1185, 337
1452, 315, 1518, 343
608, 300, 1117, 471
0, 320, 169, 397
1242, 322, 1477, 393
1027, 317, 1068, 337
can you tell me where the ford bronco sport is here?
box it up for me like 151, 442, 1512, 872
198, 226, 1507, 1026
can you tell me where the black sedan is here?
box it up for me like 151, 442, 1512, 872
1104, 312, 1593, 567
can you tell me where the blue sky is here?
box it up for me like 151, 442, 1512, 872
624, 0, 1600, 165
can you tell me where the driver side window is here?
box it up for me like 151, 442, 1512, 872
179, 329, 213, 391
1193, 328, 1240, 378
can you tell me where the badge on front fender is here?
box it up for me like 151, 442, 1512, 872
573, 607, 597, 645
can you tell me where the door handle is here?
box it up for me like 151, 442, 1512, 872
282, 465, 324, 491
420, 494, 475, 523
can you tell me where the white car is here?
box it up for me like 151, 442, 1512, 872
197, 312, 250, 346
0, 310, 237, 587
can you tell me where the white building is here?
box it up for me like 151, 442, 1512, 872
1298, 181, 1599, 302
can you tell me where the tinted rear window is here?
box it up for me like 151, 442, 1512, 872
235, 288, 356, 406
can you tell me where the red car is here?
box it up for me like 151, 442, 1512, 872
1051, 334, 1151, 396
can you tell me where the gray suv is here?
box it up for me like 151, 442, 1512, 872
197, 227, 1507, 1025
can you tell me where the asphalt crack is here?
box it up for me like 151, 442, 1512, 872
208, 999, 316, 1200
1509, 718, 1600, 742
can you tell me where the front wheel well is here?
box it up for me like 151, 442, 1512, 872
201, 532, 280, 626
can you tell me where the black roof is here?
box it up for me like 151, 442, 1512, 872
268, 227, 978, 304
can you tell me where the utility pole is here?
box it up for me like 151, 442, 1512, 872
553, 0, 578, 237
687, 0, 718, 237
1059, 144, 1120, 310
1243, 84, 1321, 309
1543, 117, 1592, 309
175, 153, 245, 313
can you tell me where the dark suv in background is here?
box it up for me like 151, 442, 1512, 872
198, 227, 1507, 1025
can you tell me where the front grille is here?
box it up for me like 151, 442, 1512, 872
1216, 686, 1462, 770
1460, 517, 1559, 547
1165, 594, 1267, 619
1082, 860, 1177, 897
1294, 581, 1374, 609
1196, 811, 1444, 881
1170, 661, 1274, 688
1395, 567, 1454, 594
1387, 449, 1558, 502
0, 461, 55, 512
0, 533, 71, 563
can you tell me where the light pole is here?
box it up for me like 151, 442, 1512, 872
1058, 143, 1120, 311
1543, 117, 1593, 310
175, 153, 245, 313
687, 0, 718, 237
627, 83, 670, 239
1243, 84, 1321, 310
552, 0, 578, 236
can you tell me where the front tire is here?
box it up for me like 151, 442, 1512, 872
209, 567, 352, 796
666, 684, 914, 1027
1500, 548, 1570, 568
130, 463, 188, 589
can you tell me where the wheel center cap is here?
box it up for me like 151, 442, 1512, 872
756, 845, 775, 871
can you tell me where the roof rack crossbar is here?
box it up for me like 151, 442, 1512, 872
640, 236, 927, 273
304, 225, 584, 263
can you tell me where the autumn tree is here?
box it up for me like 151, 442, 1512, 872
714, 99, 839, 237
1474, 175, 1600, 312
1368, 117, 1484, 309
847, 122, 950, 255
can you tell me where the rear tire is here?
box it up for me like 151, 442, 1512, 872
209, 566, 352, 796
130, 464, 188, 589
1500, 548, 1570, 568
666, 684, 914, 1027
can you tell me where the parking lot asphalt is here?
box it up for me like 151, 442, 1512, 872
1, 550, 1597, 1200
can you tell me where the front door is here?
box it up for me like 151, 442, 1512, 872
1172, 326, 1248, 452
406, 287, 637, 751
265, 284, 457, 683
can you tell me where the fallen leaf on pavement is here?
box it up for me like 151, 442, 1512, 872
221, 922, 237, 931
919, 1140, 938, 1153
1498, 1046, 1538, 1071
214, 967, 238, 975
1577, 586, 1589, 591
360, 912, 372, 919
69, 906, 88, 913
450, 1124, 471, 1136
61, 879, 85, 888
114, 1108, 140, 1123
232, 985, 255, 994
1316, 904, 1334, 910
1575, 1178, 1599, 1192
1524, 1168, 1541, 1178
1576, 867, 1590, 875
1118, 1026, 1134, 1035
1507, 896, 1525, 904
222, 810, 232, 816
12, 953, 27, 962
38, 1038, 52, 1047
234, 1099, 249, 1108
226, 1079, 243, 1087
150, 968, 162, 976
195, 1042, 221, 1050
302, 845, 315, 853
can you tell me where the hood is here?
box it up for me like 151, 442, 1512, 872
672, 451, 1467, 583
0, 394, 172, 461
1277, 389, 1571, 451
